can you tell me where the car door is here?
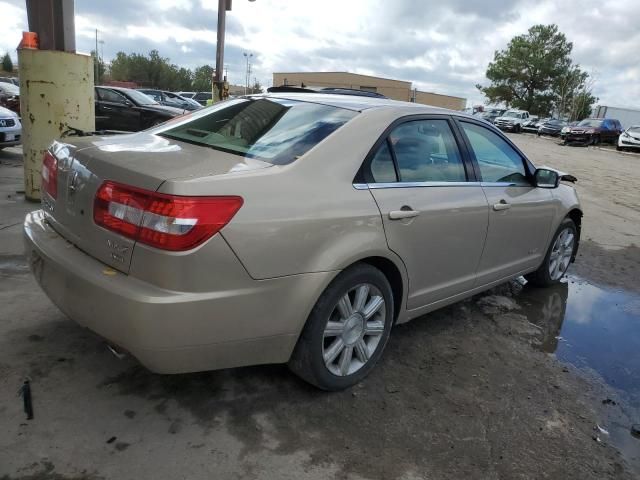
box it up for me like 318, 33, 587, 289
364, 117, 489, 310
456, 119, 556, 285
96, 88, 138, 131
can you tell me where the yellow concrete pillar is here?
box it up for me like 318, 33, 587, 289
18, 49, 95, 200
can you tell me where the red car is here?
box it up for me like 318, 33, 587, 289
0, 82, 20, 116
564, 118, 623, 145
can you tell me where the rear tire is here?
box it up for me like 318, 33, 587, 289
288, 264, 394, 391
525, 218, 577, 287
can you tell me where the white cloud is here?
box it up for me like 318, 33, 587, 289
0, 0, 638, 109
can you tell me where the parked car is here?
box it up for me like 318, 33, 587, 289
137, 89, 202, 111
193, 91, 213, 106
560, 121, 579, 141
474, 108, 506, 125
521, 116, 540, 133
0, 82, 20, 115
0, 76, 19, 86
25, 93, 582, 390
537, 119, 567, 137
95, 86, 185, 132
617, 125, 640, 151
494, 109, 530, 132
0, 105, 21, 149
564, 118, 623, 145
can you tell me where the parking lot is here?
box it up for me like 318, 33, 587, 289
1, 134, 639, 479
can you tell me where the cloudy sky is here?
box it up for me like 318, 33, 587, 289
1, 0, 639, 108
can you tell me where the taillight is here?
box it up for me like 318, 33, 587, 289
94, 181, 243, 251
41, 150, 58, 199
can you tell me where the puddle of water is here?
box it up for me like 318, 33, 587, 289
512, 276, 640, 472
0, 254, 29, 276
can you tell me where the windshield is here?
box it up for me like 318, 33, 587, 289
159, 98, 357, 165
504, 111, 521, 118
578, 119, 603, 127
123, 89, 159, 105
546, 119, 565, 125
629, 126, 640, 133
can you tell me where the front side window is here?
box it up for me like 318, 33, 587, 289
159, 98, 357, 165
387, 119, 466, 183
460, 122, 528, 184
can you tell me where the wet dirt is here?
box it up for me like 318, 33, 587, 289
480, 276, 640, 474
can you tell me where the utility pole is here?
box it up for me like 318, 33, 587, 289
243, 52, 253, 95
94, 28, 98, 84
214, 0, 256, 102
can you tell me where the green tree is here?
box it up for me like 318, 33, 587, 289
477, 24, 591, 117
249, 79, 263, 94
570, 91, 598, 121
90, 50, 106, 84
108, 50, 196, 91
193, 65, 214, 91
1, 53, 13, 72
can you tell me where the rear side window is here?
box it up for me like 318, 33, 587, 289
389, 119, 466, 183
159, 98, 357, 165
370, 141, 397, 183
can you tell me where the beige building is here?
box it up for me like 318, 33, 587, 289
272, 71, 466, 110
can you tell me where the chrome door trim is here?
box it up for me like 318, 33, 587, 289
480, 182, 530, 187
353, 181, 534, 190
353, 181, 482, 190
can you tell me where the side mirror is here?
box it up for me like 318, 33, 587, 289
534, 168, 560, 188
124, 100, 133, 107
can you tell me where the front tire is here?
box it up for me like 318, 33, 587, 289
288, 264, 394, 391
525, 218, 577, 287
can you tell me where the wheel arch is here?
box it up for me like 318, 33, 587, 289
357, 256, 405, 323
567, 208, 583, 262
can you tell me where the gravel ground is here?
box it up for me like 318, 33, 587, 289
0, 138, 639, 480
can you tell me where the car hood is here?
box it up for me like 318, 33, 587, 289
0, 105, 16, 117
626, 130, 640, 140
138, 104, 185, 116
570, 125, 599, 132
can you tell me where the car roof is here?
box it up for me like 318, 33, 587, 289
248, 92, 461, 115
97, 85, 134, 93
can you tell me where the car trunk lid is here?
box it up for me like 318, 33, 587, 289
43, 132, 271, 273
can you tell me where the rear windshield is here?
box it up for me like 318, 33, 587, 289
158, 97, 357, 165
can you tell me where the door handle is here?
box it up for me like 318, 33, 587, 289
102, 106, 112, 111
493, 200, 511, 211
389, 209, 420, 220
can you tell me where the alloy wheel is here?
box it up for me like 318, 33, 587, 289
322, 283, 386, 376
549, 228, 575, 280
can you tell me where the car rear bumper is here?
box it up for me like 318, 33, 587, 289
24, 209, 333, 374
